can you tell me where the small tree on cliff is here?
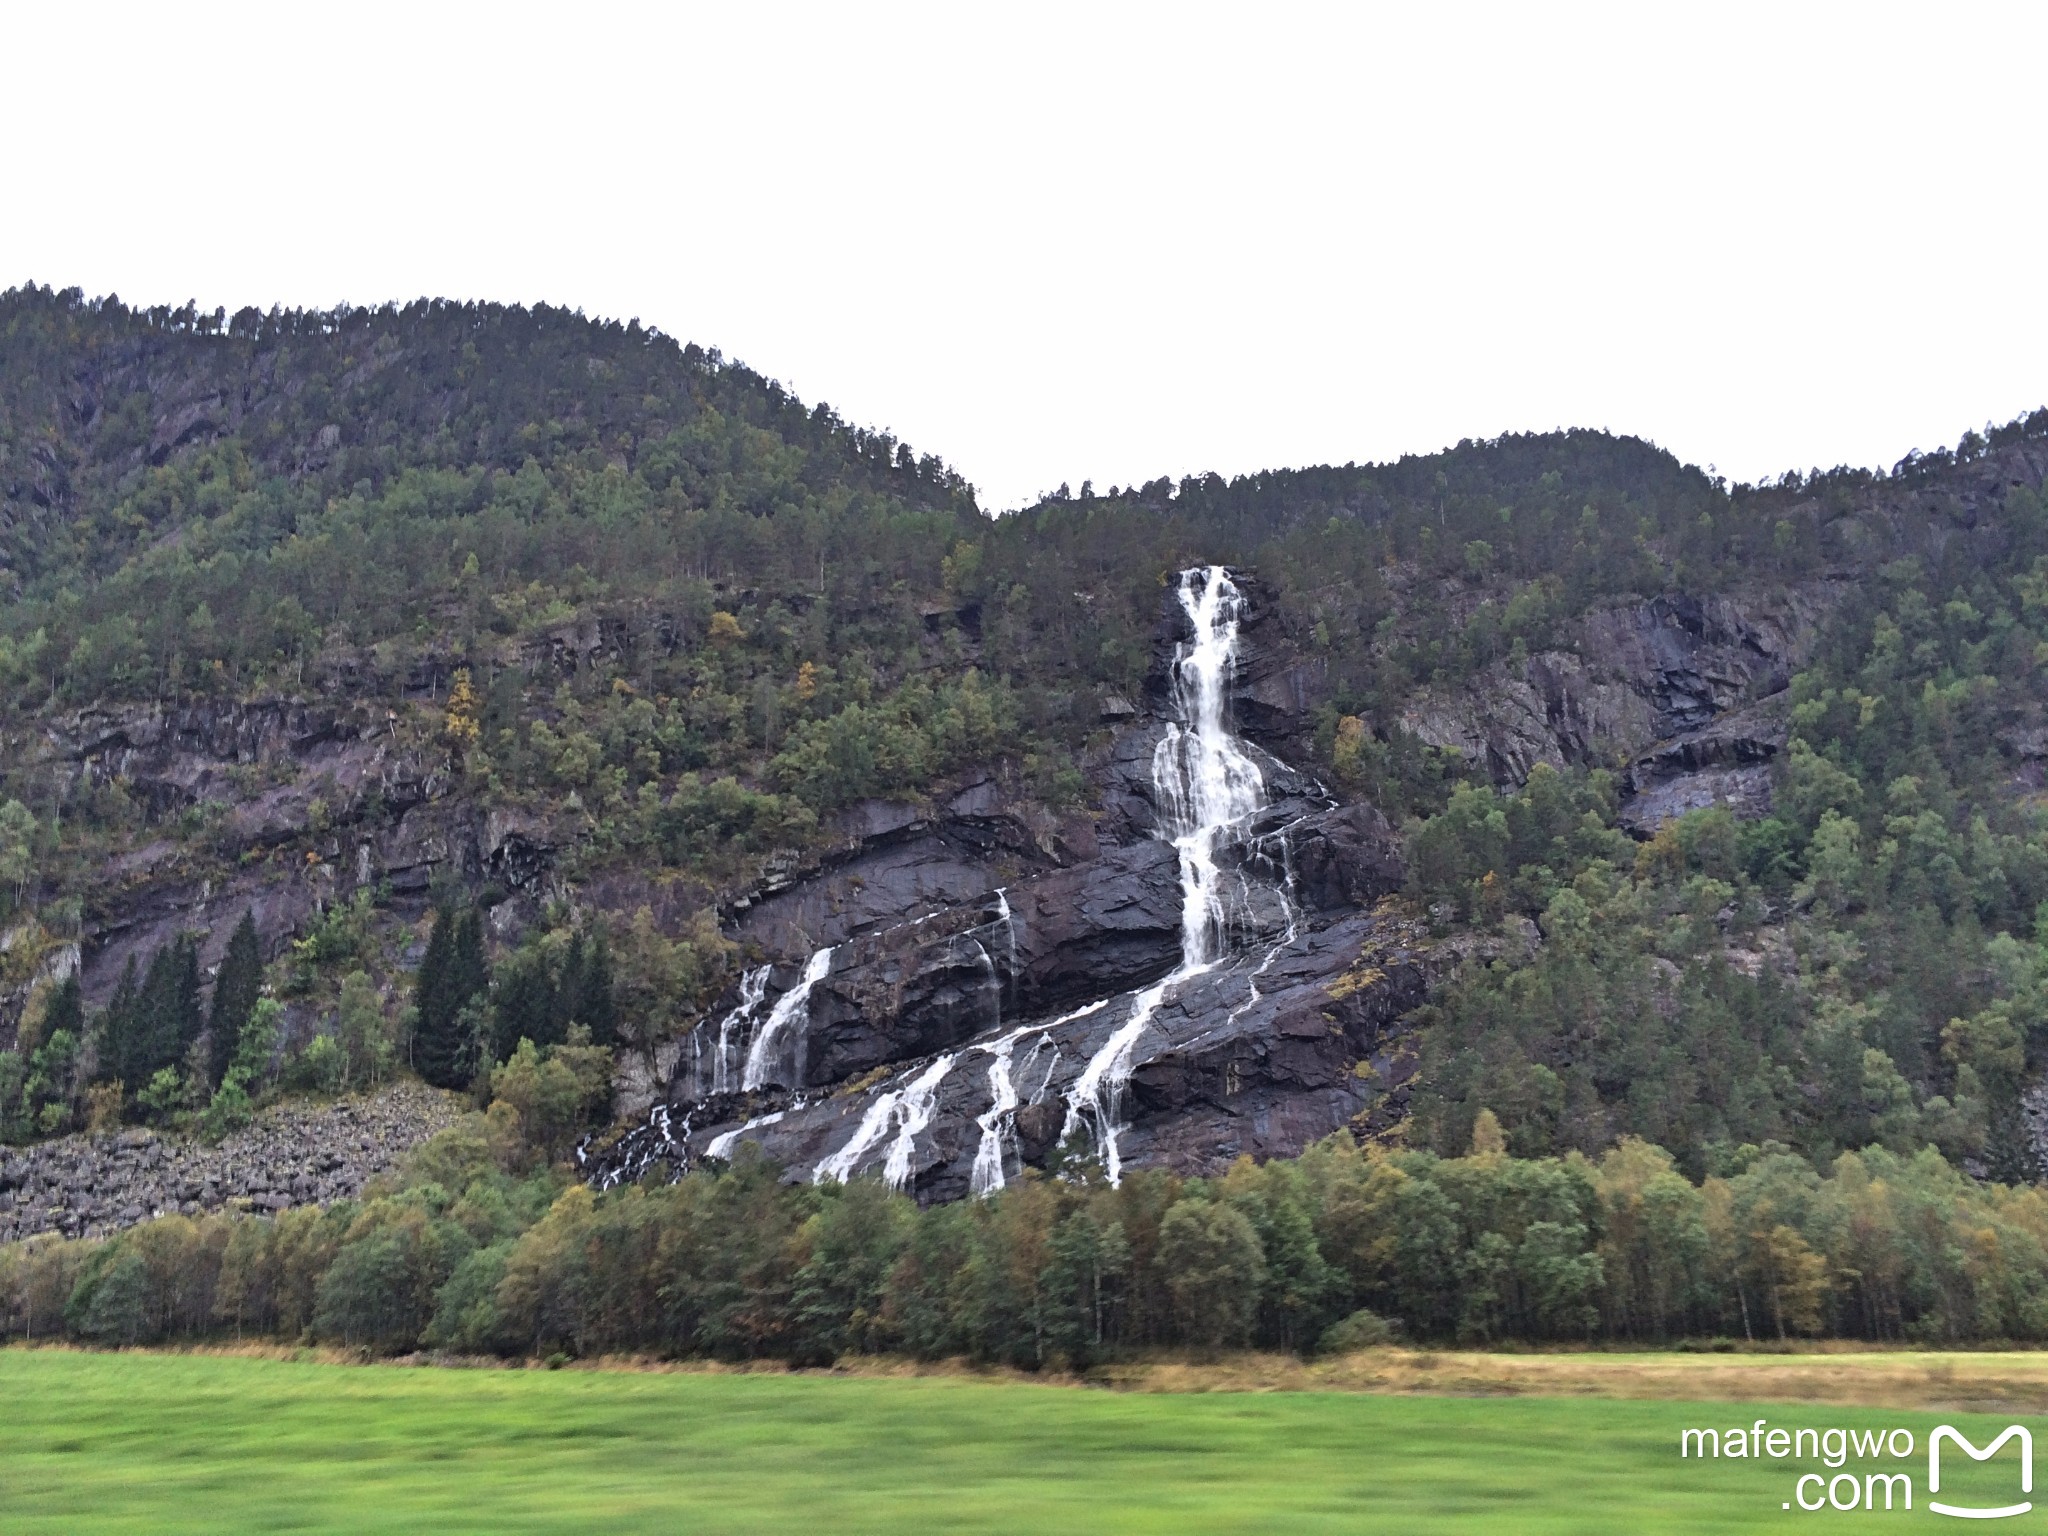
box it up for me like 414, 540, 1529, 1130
443, 668, 482, 765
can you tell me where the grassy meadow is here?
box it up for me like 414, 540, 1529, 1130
4, 1349, 2045, 1532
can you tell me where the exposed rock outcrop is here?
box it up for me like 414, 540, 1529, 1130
597, 568, 1431, 1199
1400, 585, 1835, 830
1618, 698, 1788, 834
4, 694, 568, 1028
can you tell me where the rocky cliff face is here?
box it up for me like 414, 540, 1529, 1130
587, 545, 1904, 1199
1, 689, 564, 1050
587, 568, 1441, 1199
1398, 584, 1833, 823
22, 444, 2045, 1221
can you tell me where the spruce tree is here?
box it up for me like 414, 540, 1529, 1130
452, 909, 488, 1005
39, 971, 83, 1049
95, 956, 142, 1089
570, 929, 619, 1046
414, 907, 489, 1089
412, 908, 461, 1088
558, 932, 586, 1040
490, 949, 557, 1060
208, 913, 263, 1089
138, 937, 202, 1086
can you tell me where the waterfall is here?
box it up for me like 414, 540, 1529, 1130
1224, 821, 1304, 1031
813, 1094, 900, 1185
970, 1034, 1023, 1198
1061, 565, 1270, 1184
990, 888, 1017, 1002
706, 1108, 785, 1160
582, 1102, 696, 1190
883, 1054, 956, 1191
742, 946, 834, 1091
709, 965, 771, 1096
814, 1053, 956, 1188
971, 938, 1001, 1028
972, 999, 1102, 1197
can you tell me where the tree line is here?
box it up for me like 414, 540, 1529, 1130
0, 903, 621, 1143
7, 1103, 2048, 1359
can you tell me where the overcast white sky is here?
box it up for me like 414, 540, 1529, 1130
5, 4, 2044, 508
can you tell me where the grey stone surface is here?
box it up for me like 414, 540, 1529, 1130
0, 1081, 462, 1242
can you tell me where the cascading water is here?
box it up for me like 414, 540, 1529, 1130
743, 946, 834, 1091
688, 894, 1004, 1177
991, 889, 1017, 1002
1061, 565, 1271, 1184
969, 1035, 1024, 1198
1223, 821, 1305, 1032
813, 1095, 899, 1185
708, 965, 770, 1096
882, 1055, 956, 1190
814, 1053, 957, 1188
707, 1108, 785, 1161
579, 1103, 694, 1189
972, 1000, 1100, 1197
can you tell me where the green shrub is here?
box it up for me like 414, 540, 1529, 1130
1318, 1308, 1399, 1354
284, 1035, 346, 1096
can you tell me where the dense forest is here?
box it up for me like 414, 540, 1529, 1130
10, 1096, 2048, 1355
4, 283, 2048, 1354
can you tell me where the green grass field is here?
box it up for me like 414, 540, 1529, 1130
0, 1350, 2033, 1532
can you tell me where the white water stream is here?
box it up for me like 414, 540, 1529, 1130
814, 1053, 958, 1188
706, 1108, 785, 1160
1060, 566, 1270, 1184
742, 946, 834, 1091
709, 965, 771, 1095
970, 999, 1102, 1197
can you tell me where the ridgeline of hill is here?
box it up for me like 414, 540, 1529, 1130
6, 286, 2048, 1355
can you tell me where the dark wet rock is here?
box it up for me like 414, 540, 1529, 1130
796, 839, 1186, 1086
1287, 803, 1406, 911
727, 789, 1067, 958
683, 904, 1444, 1199
8, 691, 577, 1027
701, 778, 1400, 1106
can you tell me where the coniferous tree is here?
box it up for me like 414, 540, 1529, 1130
40, 971, 84, 1048
171, 936, 204, 1068
137, 936, 202, 1088
413, 909, 454, 1055
413, 909, 461, 1088
414, 907, 490, 1089
452, 909, 489, 1015
95, 955, 143, 1090
558, 932, 586, 1038
207, 913, 263, 1089
574, 929, 619, 1047
491, 949, 558, 1061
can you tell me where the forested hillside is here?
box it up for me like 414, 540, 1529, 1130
4, 281, 2048, 1292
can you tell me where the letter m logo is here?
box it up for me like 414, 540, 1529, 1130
1929, 1425, 2032, 1519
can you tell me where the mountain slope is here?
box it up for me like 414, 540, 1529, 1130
4, 284, 2048, 1216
